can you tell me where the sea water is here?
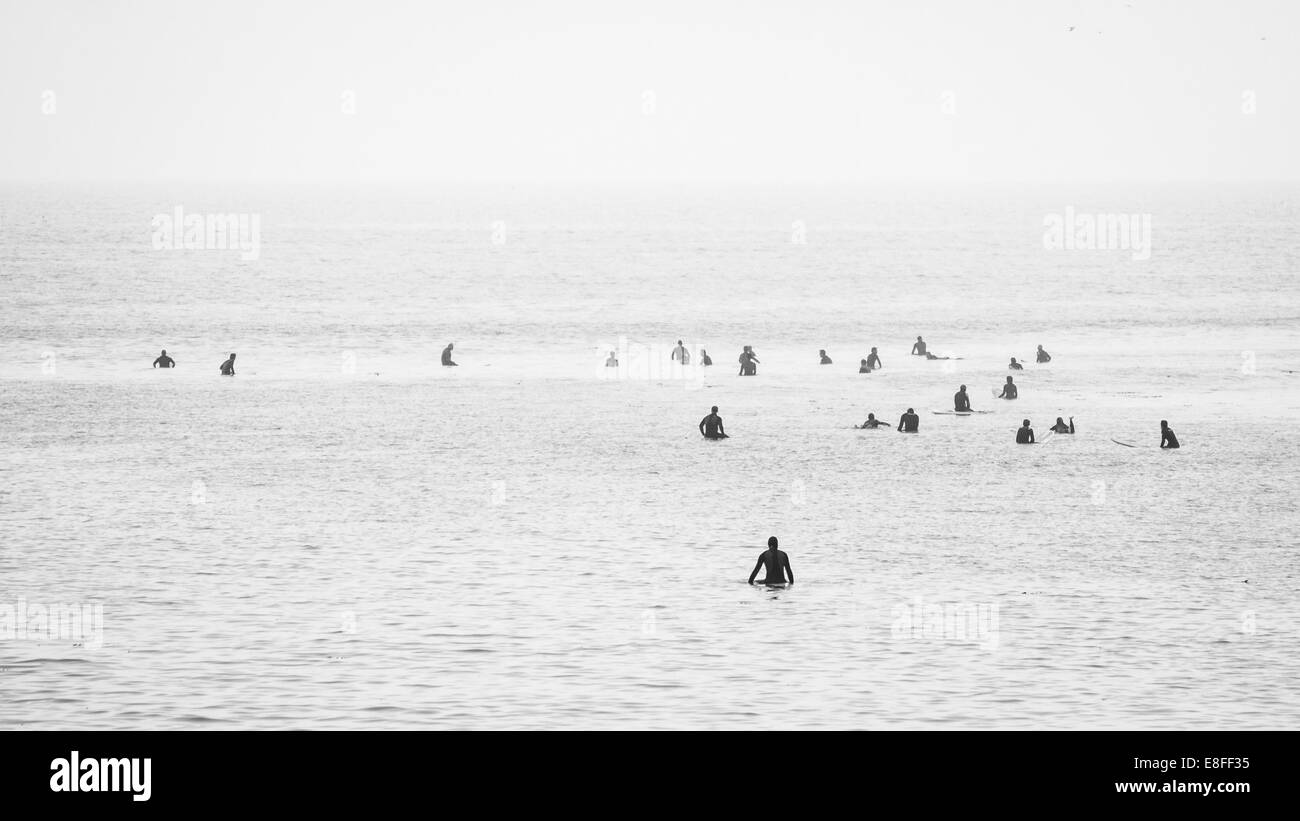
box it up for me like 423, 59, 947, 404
1, 182, 1297, 728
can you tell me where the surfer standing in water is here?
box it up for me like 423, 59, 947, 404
672, 340, 690, 364
897, 407, 919, 432
1160, 420, 1180, 449
748, 536, 794, 586
219, 353, 236, 376
998, 376, 1018, 399
1016, 419, 1035, 443
699, 406, 728, 439
954, 385, 972, 412
153, 349, 175, 368
441, 343, 458, 366
1037, 345, 1051, 363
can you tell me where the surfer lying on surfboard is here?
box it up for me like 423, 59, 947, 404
855, 413, 887, 428
954, 385, 973, 412
748, 536, 794, 586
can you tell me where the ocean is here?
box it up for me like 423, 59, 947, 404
1, 182, 1298, 728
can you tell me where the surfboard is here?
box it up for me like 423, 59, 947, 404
1110, 438, 1138, 448
932, 410, 972, 416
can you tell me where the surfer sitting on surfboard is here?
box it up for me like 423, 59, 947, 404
748, 536, 794, 586
856, 413, 887, 429
441, 343, 458, 366
219, 353, 236, 376
998, 376, 1018, 399
1049, 417, 1075, 434
699, 406, 728, 439
911, 336, 927, 356
819, 349, 832, 364
1016, 419, 1035, 443
1160, 420, 1180, 449
954, 385, 972, 412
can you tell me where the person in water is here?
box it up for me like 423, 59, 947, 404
700, 349, 712, 366
954, 384, 972, 412
859, 359, 871, 373
856, 412, 887, 428
672, 340, 690, 364
1009, 357, 1023, 370
153, 349, 175, 368
1160, 420, 1180, 449
738, 346, 759, 376
897, 407, 919, 432
998, 376, 1018, 399
925, 352, 952, 360
911, 336, 927, 356
699, 406, 728, 439
866, 347, 882, 370
748, 536, 794, 586
1016, 419, 1035, 444
819, 349, 832, 365
441, 343, 458, 366
1049, 416, 1075, 434
219, 353, 236, 376
605, 350, 618, 367
1037, 345, 1051, 363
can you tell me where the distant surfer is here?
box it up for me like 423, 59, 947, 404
219, 353, 236, 376
700, 349, 713, 366
738, 346, 759, 376
153, 349, 175, 368
954, 384, 972, 412
441, 343, 458, 366
1037, 345, 1051, 363
1009, 357, 1024, 370
819, 349, 832, 365
1160, 420, 1180, 449
866, 347, 882, 370
605, 351, 618, 367
748, 536, 794, 586
859, 359, 871, 373
856, 412, 887, 429
672, 340, 690, 364
925, 352, 952, 360
1049, 416, 1075, 434
699, 406, 728, 439
911, 336, 927, 356
1016, 419, 1035, 444
998, 376, 1018, 399
897, 407, 919, 432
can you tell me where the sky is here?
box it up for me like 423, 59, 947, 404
0, 0, 1296, 183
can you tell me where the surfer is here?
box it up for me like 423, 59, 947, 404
605, 351, 618, 367
738, 346, 759, 376
672, 340, 690, 364
819, 349, 832, 365
897, 407, 920, 432
866, 347, 882, 370
998, 376, 1018, 399
1016, 419, 1035, 444
925, 352, 952, 360
911, 336, 927, 356
699, 406, 728, 439
1049, 416, 1075, 434
954, 385, 973, 412
748, 536, 794, 586
1037, 345, 1051, 363
700, 349, 713, 366
859, 359, 871, 373
152, 349, 175, 368
1009, 357, 1024, 370
856, 413, 887, 429
1160, 420, 1180, 449
441, 343, 458, 366
219, 353, 236, 376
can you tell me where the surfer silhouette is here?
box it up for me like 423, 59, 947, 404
1160, 420, 1180, 449
1016, 419, 1035, 443
219, 353, 236, 376
700, 406, 728, 439
153, 349, 175, 368
748, 536, 793, 585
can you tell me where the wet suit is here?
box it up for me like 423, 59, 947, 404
954, 390, 971, 412
897, 411, 919, 432
699, 412, 728, 439
153, 354, 175, 368
219, 357, 235, 376
858, 417, 887, 428
1161, 426, 1180, 449
1016, 426, 1035, 444
1037, 349, 1051, 363
441, 346, 458, 366
820, 352, 832, 364
748, 548, 793, 585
